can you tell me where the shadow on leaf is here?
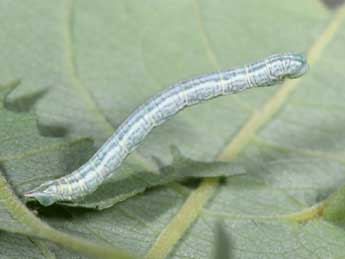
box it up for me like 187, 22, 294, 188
213, 221, 233, 259
4, 87, 48, 113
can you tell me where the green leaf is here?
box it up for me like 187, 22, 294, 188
2, 0, 345, 258
0, 233, 52, 259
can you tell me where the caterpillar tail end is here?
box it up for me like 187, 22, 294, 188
24, 181, 58, 206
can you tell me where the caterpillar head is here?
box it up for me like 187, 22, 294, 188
284, 53, 309, 79
267, 53, 308, 83
24, 180, 61, 206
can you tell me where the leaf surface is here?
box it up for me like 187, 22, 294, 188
2, 0, 345, 258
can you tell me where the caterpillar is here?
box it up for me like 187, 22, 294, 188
24, 53, 308, 206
